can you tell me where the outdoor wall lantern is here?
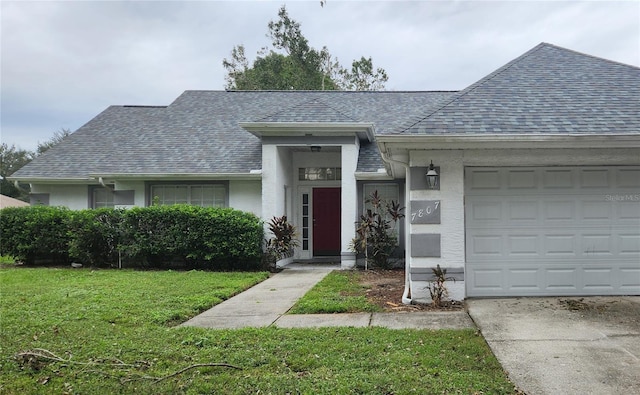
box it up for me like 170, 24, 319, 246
310, 146, 322, 152
425, 160, 439, 190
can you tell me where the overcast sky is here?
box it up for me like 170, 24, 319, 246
2, 0, 639, 151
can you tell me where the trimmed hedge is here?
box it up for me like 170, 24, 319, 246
0, 206, 71, 265
68, 208, 125, 267
120, 205, 263, 270
0, 205, 263, 270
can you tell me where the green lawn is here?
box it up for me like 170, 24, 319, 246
289, 270, 381, 314
0, 268, 517, 394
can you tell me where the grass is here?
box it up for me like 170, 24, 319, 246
0, 255, 16, 264
0, 267, 518, 394
289, 270, 380, 314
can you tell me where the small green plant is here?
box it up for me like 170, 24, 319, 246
350, 190, 404, 270
427, 264, 455, 308
263, 215, 299, 272
0, 255, 16, 264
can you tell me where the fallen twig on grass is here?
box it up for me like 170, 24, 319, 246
15, 348, 241, 385
120, 363, 243, 384
15, 348, 242, 384
15, 348, 143, 370
150, 363, 242, 384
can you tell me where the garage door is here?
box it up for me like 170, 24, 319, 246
465, 167, 640, 297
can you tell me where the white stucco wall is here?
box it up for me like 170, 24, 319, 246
229, 180, 262, 217
262, 145, 294, 235
409, 150, 465, 302
31, 179, 262, 213
340, 143, 359, 268
407, 147, 640, 302
30, 184, 89, 210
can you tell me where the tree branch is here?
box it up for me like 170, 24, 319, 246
151, 363, 243, 384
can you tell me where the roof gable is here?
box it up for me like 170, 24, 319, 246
396, 43, 640, 135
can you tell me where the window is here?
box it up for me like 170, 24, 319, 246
150, 184, 226, 207
363, 184, 399, 213
299, 167, 342, 181
363, 183, 401, 237
301, 193, 309, 251
91, 186, 115, 208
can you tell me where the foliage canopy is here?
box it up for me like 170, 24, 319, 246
223, 6, 388, 91
0, 128, 72, 200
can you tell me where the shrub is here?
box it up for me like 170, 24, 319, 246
1, 205, 264, 270
119, 205, 185, 267
183, 206, 264, 270
68, 209, 125, 267
350, 190, 405, 269
0, 206, 71, 264
119, 205, 263, 270
263, 215, 299, 272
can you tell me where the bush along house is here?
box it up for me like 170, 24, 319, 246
11, 43, 640, 303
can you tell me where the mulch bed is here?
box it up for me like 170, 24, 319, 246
357, 269, 464, 312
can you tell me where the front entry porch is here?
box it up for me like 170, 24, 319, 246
261, 143, 360, 270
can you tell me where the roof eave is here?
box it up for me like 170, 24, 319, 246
377, 133, 640, 150
11, 172, 263, 184
354, 170, 393, 180
239, 122, 375, 142
7, 176, 94, 184
89, 172, 263, 181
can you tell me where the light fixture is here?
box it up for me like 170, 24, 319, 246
425, 160, 439, 189
310, 146, 321, 152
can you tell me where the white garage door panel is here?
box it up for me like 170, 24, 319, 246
470, 265, 640, 295
466, 167, 640, 297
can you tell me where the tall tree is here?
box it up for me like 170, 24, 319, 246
0, 128, 73, 200
223, 6, 387, 91
340, 57, 389, 91
36, 128, 72, 155
0, 143, 34, 200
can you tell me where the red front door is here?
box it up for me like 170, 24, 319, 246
313, 188, 341, 256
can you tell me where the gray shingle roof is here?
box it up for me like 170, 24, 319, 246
394, 43, 640, 135
255, 98, 359, 123
13, 91, 453, 179
14, 43, 637, 181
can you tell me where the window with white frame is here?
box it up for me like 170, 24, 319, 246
91, 186, 115, 208
150, 184, 226, 207
299, 167, 342, 181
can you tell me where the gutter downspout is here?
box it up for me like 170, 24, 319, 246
98, 177, 114, 191
379, 143, 412, 305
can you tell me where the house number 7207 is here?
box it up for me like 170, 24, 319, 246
410, 200, 441, 224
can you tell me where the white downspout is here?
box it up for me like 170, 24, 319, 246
98, 177, 114, 190
379, 143, 412, 305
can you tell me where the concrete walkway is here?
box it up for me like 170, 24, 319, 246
468, 297, 640, 395
181, 263, 474, 330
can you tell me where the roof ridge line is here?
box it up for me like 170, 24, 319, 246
542, 42, 640, 70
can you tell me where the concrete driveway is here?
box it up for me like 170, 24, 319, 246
467, 296, 640, 395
